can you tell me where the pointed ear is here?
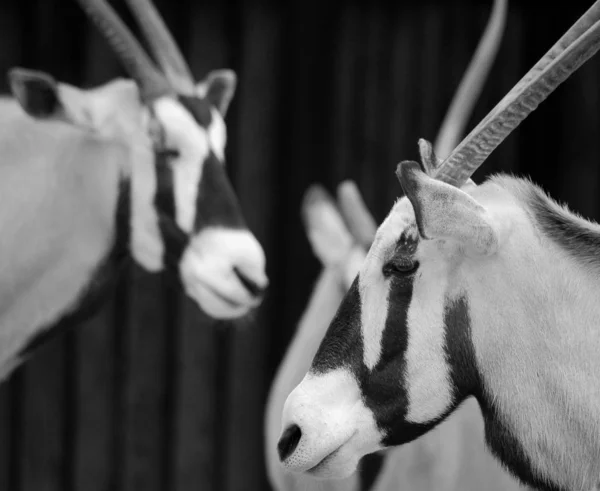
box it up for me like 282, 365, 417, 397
396, 160, 498, 255
301, 185, 353, 267
9, 67, 141, 134
336, 180, 377, 249
197, 69, 236, 117
9, 68, 64, 120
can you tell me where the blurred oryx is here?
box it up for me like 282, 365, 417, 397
0, 0, 267, 378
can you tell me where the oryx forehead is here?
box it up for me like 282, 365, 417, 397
367, 197, 417, 266
153, 97, 209, 157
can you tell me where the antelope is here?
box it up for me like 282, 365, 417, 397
265, 181, 525, 491
277, 2, 600, 491
0, 0, 267, 378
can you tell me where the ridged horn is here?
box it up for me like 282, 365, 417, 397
126, 0, 195, 94
433, 0, 508, 161
76, 0, 172, 102
434, 0, 600, 188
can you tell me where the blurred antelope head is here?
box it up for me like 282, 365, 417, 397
8, 0, 267, 319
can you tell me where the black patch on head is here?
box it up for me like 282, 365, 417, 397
177, 95, 213, 128
357, 451, 386, 490
443, 295, 480, 401
194, 151, 246, 230
526, 182, 600, 270
153, 144, 188, 270
17, 178, 131, 360
366, 273, 440, 446
311, 278, 364, 374
443, 295, 568, 491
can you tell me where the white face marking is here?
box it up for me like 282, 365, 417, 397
404, 246, 453, 422
153, 97, 210, 233
179, 227, 267, 319
208, 107, 226, 161
280, 368, 384, 478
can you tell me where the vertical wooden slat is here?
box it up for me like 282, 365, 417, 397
330, 4, 362, 186
222, 4, 283, 491
0, 381, 13, 491
360, 2, 394, 217
171, 4, 231, 491
0, 1, 24, 486
18, 342, 68, 491
120, 267, 171, 491
385, 6, 421, 207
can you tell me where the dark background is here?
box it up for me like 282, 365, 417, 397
0, 0, 598, 490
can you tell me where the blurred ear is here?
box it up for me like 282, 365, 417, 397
396, 160, 497, 255
9, 68, 141, 134
197, 69, 236, 117
301, 185, 353, 267
336, 180, 377, 249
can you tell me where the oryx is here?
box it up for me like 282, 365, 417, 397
278, 2, 600, 491
265, 181, 524, 491
0, 0, 267, 378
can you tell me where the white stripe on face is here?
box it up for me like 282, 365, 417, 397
153, 98, 210, 233
359, 199, 415, 370
207, 108, 226, 161
404, 241, 453, 423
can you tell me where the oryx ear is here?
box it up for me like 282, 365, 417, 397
396, 160, 498, 255
9, 68, 63, 119
9, 68, 141, 133
301, 185, 353, 267
336, 180, 377, 250
197, 69, 237, 117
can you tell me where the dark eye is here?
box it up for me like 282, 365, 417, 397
155, 147, 180, 160
382, 260, 419, 278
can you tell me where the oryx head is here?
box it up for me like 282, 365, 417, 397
277, 0, 600, 479
7, 0, 268, 319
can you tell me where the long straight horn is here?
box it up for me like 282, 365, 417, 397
125, 0, 195, 94
77, 0, 171, 102
433, 0, 508, 160
433, 1, 600, 188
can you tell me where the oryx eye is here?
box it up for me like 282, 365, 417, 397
155, 147, 180, 160
382, 260, 419, 278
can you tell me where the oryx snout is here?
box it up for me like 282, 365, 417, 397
278, 369, 383, 479
180, 227, 268, 319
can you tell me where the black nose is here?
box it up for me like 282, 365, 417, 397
233, 267, 267, 298
277, 424, 302, 462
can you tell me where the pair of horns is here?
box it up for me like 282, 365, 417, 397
76, 0, 195, 102
413, 0, 600, 189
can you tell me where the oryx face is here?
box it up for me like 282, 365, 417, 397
133, 76, 268, 320
277, 163, 504, 479
9, 0, 268, 320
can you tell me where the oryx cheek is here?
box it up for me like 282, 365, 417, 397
404, 270, 453, 423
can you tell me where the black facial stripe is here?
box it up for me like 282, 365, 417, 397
480, 399, 568, 491
357, 451, 386, 490
442, 295, 566, 491
443, 295, 480, 402
154, 145, 189, 268
177, 95, 213, 128
367, 275, 434, 446
17, 178, 131, 361
194, 151, 246, 230
311, 278, 364, 374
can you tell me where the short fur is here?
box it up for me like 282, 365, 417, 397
268, 183, 526, 491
